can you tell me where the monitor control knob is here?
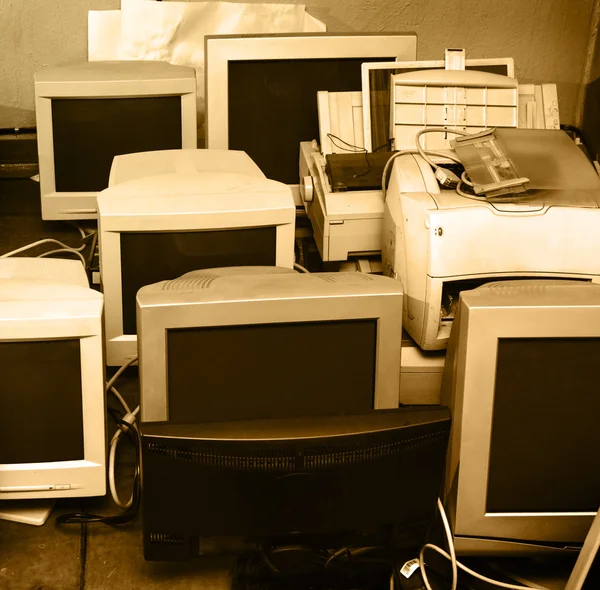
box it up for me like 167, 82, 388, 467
301, 176, 314, 203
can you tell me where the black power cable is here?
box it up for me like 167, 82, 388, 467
56, 421, 140, 526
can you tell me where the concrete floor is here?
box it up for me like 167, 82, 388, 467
0, 357, 234, 590
0, 503, 235, 589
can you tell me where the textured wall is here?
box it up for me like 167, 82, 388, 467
0, 0, 120, 128
0, 0, 596, 128
302, 0, 595, 126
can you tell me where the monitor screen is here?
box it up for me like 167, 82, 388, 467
120, 228, 277, 335
0, 339, 84, 464
227, 57, 395, 184
52, 97, 183, 192
166, 319, 378, 422
488, 337, 600, 513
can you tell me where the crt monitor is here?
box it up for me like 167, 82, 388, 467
108, 148, 265, 187
136, 268, 404, 423
140, 407, 451, 561
34, 61, 197, 220
205, 33, 417, 202
98, 171, 296, 367
0, 258, 106, 520
441, 280, 600, 555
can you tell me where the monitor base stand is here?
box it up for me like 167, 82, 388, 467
0, 500, 56, 526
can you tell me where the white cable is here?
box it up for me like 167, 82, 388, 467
294, 262, 310, 274
37, 248, 87, 266
68, 222, 88, 239
72, 223, 97, 240
419, 499, 550, 590
106, 356, 139, 510
110, 386, 132, 416
106, 356, 138, 393
109, 405, 140, 509
460, 171, 474, 187
456, 171, 491, 202
0, 238, 86, 258
415, 127, 472, 170
381, 148, 463, 200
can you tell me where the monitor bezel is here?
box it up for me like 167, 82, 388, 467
204, 33, 418, 204
449, 294, 600, 545
137, 276, 404, 422
35, 69, 197, 221
0, 298, 106, 500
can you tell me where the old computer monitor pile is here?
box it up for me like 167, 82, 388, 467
0, 33, 450, 587
1, 32, 598, 589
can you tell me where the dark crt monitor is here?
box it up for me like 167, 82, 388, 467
140, 407, 451, 561
227, 57, 395, 184
119, 228, 277, 335
166, 319, 377, 422
0, 339, 84, 464
442, 280, 600, 555
487, 337, 600, 515
52, 97, 183, 192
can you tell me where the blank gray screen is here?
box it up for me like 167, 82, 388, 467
487, 337, 600, 513
167, 320, 378, 422
0, 339, 84, 464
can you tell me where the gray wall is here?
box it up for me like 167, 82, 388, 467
0, 0, 596, 128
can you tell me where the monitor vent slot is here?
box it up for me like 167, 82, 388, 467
160, 276, 217, 291
147, 442, 296, 473
148, 532, 185, 546
147, 430, 447, 472
159, 267, 297, 291
303, 430, 447, 469
315, 273, 375, 284
479, 278, 589, 296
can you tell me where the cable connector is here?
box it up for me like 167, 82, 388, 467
434, 167, 461, 188
121, 412, 137, 432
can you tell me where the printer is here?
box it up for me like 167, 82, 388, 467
299, 141, 387, 263
382, 128, 600, 350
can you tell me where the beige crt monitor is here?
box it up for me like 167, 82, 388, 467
108, 149, 265, 187
35, 61, 197, 220
98, 172, 296, 366
442, 280, 600, 556
0, 259, 106, 512
137, 269, 404, 423
205, 33, 417, 205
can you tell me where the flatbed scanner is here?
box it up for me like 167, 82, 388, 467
382, 129, 600, 350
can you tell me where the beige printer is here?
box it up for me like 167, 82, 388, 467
383, 128, 600, 350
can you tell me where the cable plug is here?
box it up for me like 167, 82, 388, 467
121, 412, 137, 433
434, 167, 461, 188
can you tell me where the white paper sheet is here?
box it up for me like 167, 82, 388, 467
88, 1, 326, 137
304, 11, 327, 32
88, 10, 123, 61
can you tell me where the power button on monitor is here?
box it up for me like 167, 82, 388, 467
53, 484, 71, 491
